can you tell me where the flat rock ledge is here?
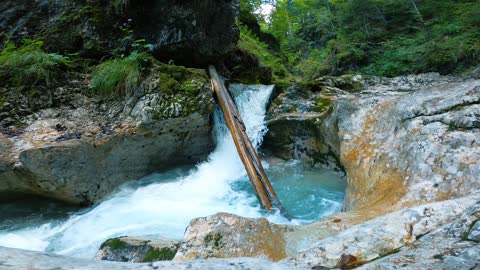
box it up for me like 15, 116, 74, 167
0, 247, 301, 270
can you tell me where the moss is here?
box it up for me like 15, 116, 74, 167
56, 6, 102, 26
273, 98, 282, 106
144, 246, 178, 262
154, 64, 207, 97
298, 81, 322, 92
433, 254, 445, 260
313, 97, 333, 113
0, 95, 6, 109
100, 238, 127, 250
204, 233, 223, 248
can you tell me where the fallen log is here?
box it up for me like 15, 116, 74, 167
208, 65, 287, 215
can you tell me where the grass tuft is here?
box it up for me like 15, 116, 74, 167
89, 51, 152, 96
0, 39, 72, 87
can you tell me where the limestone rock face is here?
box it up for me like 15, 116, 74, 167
265, 73, 480, 212
283, 192, 480, 269
357, 197, 480, 270
95, 237, 180, 263
0, 66, 215, 205
335, 75, 480, 211
0, 0, 239, 64
174, 213, 288, 262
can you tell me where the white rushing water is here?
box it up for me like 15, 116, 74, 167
0, 84, 345, 258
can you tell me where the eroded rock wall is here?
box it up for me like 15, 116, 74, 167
0, 65, 215, 204
265, 73, 480, 213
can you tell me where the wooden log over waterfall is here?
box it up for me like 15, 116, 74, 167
208, 65, 287, 215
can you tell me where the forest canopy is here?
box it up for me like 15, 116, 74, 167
240, 0, 480, 79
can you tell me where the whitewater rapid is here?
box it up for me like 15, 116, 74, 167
0, 84, 344, 258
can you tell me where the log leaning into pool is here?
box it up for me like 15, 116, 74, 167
208, 65, 287, 216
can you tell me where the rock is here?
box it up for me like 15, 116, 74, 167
282, 192, 480, 269
467, 221, 480, 242
0, 64, 215, 204
95, 237, 180, 263
0, 246, 305, 270
0, 0, 239, 64
217, 48, 273, 84
335, 75, 480, 211
174, 213, 288, 262
356, 197, 480, 269
262, 83, 342, 169
265, 73, 480, 213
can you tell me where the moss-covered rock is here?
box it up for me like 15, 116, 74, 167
96, 237, 180, 263
0, 62, 214, 205
99, 238, 128, 250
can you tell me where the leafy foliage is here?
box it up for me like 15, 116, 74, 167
0, 39, 72, 87
89, 51, 152, 96
264, 0, 480, 78
239, 25, 291, 82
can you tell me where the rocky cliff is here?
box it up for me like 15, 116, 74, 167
0, 0, 239, 64
0, 64, 215, 205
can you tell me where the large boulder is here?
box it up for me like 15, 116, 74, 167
174, 213, 288, 262
95, 237, 180, 263
0, 64, 215, 205
0, 0, 239, 64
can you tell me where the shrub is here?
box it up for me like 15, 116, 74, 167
239, 25, 291, 81
89, 51, 152, 96
0, 39, 72, 87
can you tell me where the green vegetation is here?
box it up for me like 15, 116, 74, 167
313, 97, 332, 113
239, 25, 291, 82
204, 233, 223, 248
100, 238, 127, 250
242, 0, 480, 78
433, 254, 445, 260
155, 64, 207, 96
144, 246, 178, 262
89, 51, 152, 96
0, 39, 72, 87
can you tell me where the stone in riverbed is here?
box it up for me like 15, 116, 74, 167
174, 212, 288, 262
95, 237, 180, 263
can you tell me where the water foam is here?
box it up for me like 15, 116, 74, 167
0, 84, 345, 258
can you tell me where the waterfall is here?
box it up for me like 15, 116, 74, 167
0, 84, 345, 258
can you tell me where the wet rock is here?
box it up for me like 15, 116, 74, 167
0, 65, 215, 204
95, 237, 180, 263
263, 83, 342, 169
174, 213, 288, 262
